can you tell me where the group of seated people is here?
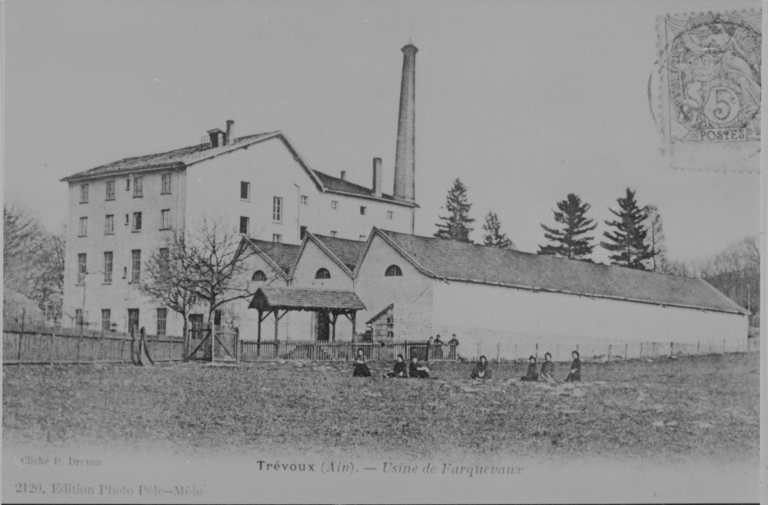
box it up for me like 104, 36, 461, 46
521, 351, 582, 383
352, 348, 583, 383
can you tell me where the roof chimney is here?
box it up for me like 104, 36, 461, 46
372, 158, 382, 198
393, 44, 417, 203
340, 171, 346, 181
225, 120, 234, 145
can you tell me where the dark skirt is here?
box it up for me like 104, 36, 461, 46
353, 363, 371, 377
564, 359, 581, 382
521, 364, 538, 382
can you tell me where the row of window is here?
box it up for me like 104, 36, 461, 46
249, 264, 402, 282
77, 249, 152, 284
78, 210, 171, 236
80, 174, 172, 204
74, 308, 168, 336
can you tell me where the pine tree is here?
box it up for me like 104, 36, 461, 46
537, 193, 597, 260
601, 188, 657, 270
644, 205, 668, 272
482, 211, 515, 249
434, 178, 474, 243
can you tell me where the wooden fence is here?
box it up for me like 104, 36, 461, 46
239, 340, 458, 362
3, 326, 184, 365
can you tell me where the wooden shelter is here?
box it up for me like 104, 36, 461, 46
249, 287, 366, 344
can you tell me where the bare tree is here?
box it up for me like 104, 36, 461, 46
698, 236, 760, 317
644, 205, 668, 272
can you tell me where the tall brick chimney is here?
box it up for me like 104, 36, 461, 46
225, 120, 234, 145
372, 158, 383, 198
393, 44, 417, 203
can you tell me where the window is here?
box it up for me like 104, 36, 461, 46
77, 253, 87, 284
359, 235, 366, 241
75, 309, 83, 328
78, 217, 88, 236
272, 234, 282, 243
387, 211, 393, 220
301, 195, 308, 205
125, 214, 129, 225
161, 209, 171, 229
331, 200, 338, 210
133, 177, 143, 197
132, 212, 142, 231
105, 214, 114, 234
126, 178, 130, 191
157, 308, 167, 336
102, 309, 111, 332
240, 216, 250, 235
360, 206, 366, 215
241, 181, 250, 200
104, 252, 113, 283
161, 173, 171, 194
315, 268, 331, 279
131, 250, 141, 283
385, 265, 403, 277
273, 196, 282, 222
330, 231, 337, 238
80, 184, 89, 203
106, 180, 115, 200
252, 270, 267, 282
300, 226, 307, 240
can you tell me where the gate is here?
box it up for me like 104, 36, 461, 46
188, 324, 239, 362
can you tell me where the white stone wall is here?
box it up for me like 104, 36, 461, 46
353, 233, 434, 340
430, 280, 749, 360
314, 191, 414, 242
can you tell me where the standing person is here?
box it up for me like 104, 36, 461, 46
448, 334, 459, 360
386, 354, 407, 378
433, 334, 444, 360
352, 348, 371, 377
470, 355, 492, 380
564, 350, 582, 382
520, 356, 539, 382
539, 352, 555, 384
426, 336, 434, 361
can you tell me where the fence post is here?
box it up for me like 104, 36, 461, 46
50, 331, 56, 367
235, 328, 240, 363
652, 343, 655, 359
697, 341, 700, 355
624, 343, 628, 361
722, 339, 726, 354
18, 309, 26, 362
99, 331, 106, 363
607, 344, 612, 362
496, 343, 500, 364
640, 342, 643, 359
670, 342, 673, 357
535, 343, 538, 360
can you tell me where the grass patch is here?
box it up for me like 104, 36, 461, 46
3, 353, 759, 462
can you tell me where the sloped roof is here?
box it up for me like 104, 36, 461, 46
61, 132, 281, 181
314, 234, 367, 271
249, 287, 365, 312
243, 237, 301, 275
376, 229, 747, 315
312, 170, 417, 207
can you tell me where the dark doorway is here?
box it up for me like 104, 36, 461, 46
315, 311, 330, 342
128, 309, 139, 334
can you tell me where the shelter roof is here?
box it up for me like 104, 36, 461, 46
249, 287, 365, 312
373, 229, 747, 315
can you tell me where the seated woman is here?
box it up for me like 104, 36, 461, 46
408, 356, 430, 378
520, 356, 539, 381
564, 350, 582, 382
470, 355, 492, 379
539, 352, 555, 384
386, 354, 408, 378
352, 348, 371, 377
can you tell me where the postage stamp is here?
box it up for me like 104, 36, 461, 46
651, 10, 761, 172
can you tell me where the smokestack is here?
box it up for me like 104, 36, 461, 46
372, 158, 382, 198
340, 171, 346, 181
393, 43, 417, 203
225, 120, 234, 145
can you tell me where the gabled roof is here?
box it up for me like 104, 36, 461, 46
313, 234, 367, 272
61, 129, 416, 207
291, 232, 365, 279
242, 237, 301, 279
368, 229, 747, 315
249, 287, 365, 312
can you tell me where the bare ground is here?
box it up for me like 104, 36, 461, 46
2, 353, 759, 462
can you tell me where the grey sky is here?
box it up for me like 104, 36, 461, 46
4, 0, 761, 264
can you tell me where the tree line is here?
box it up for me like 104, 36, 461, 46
432, 178, 759, 316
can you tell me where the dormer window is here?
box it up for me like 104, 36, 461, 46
315, 268, 331, 280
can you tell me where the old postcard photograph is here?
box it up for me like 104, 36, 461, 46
2, 0, 763, 503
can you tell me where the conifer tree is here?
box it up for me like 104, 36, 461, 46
601, 188, 656, 270
482, 211, 515, 249
434, 178, 474, 243
537, 193, 597, 260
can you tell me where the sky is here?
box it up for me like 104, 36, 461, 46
3, 0, 762, 264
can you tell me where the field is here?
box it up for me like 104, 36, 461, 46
2, 353, 759, 462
